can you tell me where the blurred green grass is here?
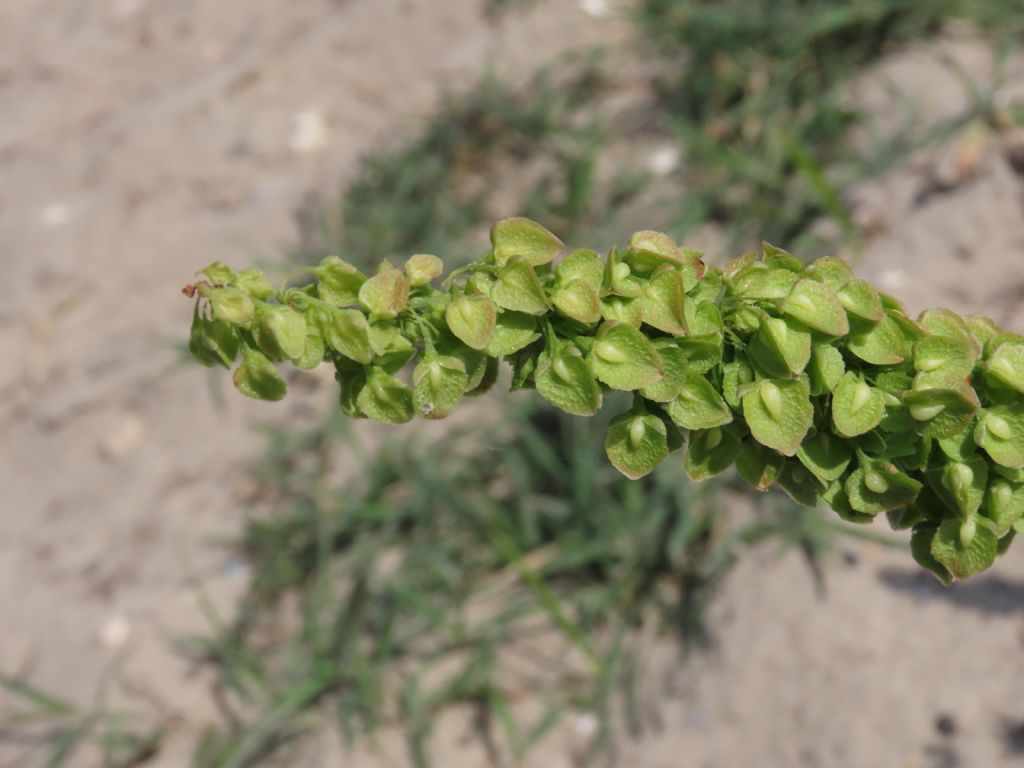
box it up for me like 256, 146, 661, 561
5, 1, 1024, 766
186, 401, 850, 768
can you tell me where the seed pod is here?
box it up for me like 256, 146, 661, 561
233, 345, 287, 401
492, 257, 549, 315
535, 343, 602, 416
586, 322, 663, 391
252, 303, 307, 361
208, 286, 256, 327
742, 378, 813, 456
491, 217, 563, 267
412, 352, 468, 419
605, 409, 669, 479
236, 269, 276, 300
445, 294, 497, 351
314, 256, 366, 307
359, 269, 410, 319
405, 254, 443, 286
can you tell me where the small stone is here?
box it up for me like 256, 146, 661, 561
98, 413, 144, 461
289, 110, 328, 154
574, 712, 598, 737
646, 145, 680, 177
41, 204, 70, 227
579, 0, 611, 18
99, 615, 132, 650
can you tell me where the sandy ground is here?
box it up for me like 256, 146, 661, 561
2, 2, 1024, 767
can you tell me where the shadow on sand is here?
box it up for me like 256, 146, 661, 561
877, 567, 1024, 617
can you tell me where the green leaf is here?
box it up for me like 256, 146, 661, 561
782, 279, 849, 336
555, 248, 603, 291
731, 266, 801, 301
413, 352, 468, 419
446, 294, 498, 351
468, 356, 499, 397
335, 363, 366, 418
797, 431, 852, 486
235, 269, 276, 300
965, 314, 1001, 348
603, 246, 645, 297
189, 306, 240, 369
491, 217, 563, 267
778, 461, 820, 507
252, 304, 307, 361
438, 339, 490, 392
405, 254, 443, 286
913, 334, 978, 377
322, 308, 374, 364
208, 287, 255, 327
357, 368, 414, 424
821, 480, 874, 524
630, 230, 705, 290
984, 342, 1024, 395
665, 370, 733, 430
930, 516, 997, 579
836, 279, 883, 325
808, 343, 845, 396
552, 279, 602, 325
292, 328, 325, 370
684, 298, 724, 336
536, 343, 602, 416
605, 409, 669, 479
846, 314, 905, 365
601, 297, 644, 327
910, 524, 953, 585
492, 257, 549, 315
750, 316, 811, 378
587, 322, 663, 391
374, 331, 416, 373
904, 372, 980, 439
831, 372, 885, 437
736, 439, 784, 491
937, 424, 978, 462
929, 456, 988, 518
742, 378, 813, 456
233, 345, 287, 401
845, 456, 922, 515
985, 478, 1024, 535
314, 256, 366, 307
485, 312, 540, 357
199, 261, 236, 285
807, 255, 853, 292
639, 341, 689, 403
762, 242, 804, 272
722, 359, 755, 411
684, 427, 741, 481
975, 405, 1024, 469
359, 269, 410, 319
918, 309, 977, 348
638, 269, 688, 334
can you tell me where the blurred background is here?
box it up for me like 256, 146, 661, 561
3, 1, 1024, 766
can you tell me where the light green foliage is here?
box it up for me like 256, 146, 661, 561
185, 218, 1024, 581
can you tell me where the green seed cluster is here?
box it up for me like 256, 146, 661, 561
186, 217, 1024, 582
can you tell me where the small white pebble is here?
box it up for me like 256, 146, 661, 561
99, 615, 132, 650
878, 268, 906, 291
41, 204, 70, 227
646, 144, 680, 177
289, 110, 328, 154
574, 712, 598, 737
98, 413, 144, 461
579, 0, 611, 18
